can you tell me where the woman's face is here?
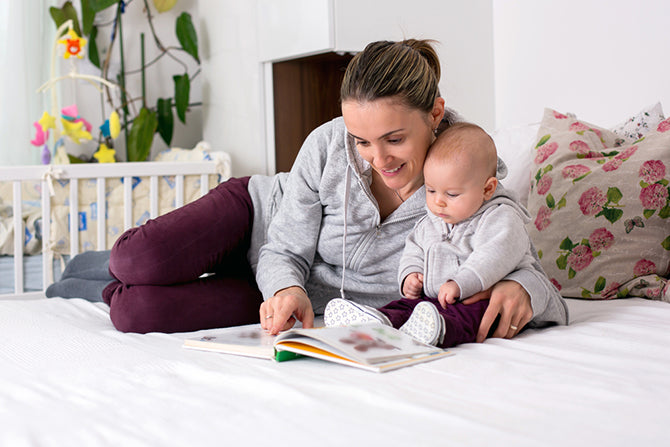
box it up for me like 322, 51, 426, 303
342, 97, 444, 194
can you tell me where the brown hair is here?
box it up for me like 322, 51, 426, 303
340, 39, 441, 113
427, 122, 498, 178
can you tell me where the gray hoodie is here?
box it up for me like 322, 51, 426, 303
248, 117, 567, 325
400, 188, 541, 299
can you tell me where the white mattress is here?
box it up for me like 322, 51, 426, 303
1, 296, 668, 446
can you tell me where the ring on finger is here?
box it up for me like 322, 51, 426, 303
510, 324, 518, 331
265, 315, 273, 320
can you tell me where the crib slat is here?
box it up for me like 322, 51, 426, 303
96, 177, 106, 250
41, 178, 51, 291
13, 181, 24, 294
200, 174, 208, 197
69, 178, 79, 258
176, 175, 185, 208
150, 176, 159, 218
123, 176, 132, 230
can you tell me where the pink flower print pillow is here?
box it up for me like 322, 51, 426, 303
526, 108, 670, 300
609, 102, 665, 147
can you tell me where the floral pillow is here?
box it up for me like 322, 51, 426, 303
609, 102, 665, 147
527, 108, 670, 301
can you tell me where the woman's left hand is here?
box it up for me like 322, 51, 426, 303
461, 280, 533, 343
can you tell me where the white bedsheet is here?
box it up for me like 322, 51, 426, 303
1, 297, 668, 446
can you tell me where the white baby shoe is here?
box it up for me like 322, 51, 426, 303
324, 298, 392, 327
399, 301, 446, 346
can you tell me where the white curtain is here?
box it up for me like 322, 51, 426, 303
0, 1, 55, 166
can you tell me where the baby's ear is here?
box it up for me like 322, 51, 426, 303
483, 177, 498, 200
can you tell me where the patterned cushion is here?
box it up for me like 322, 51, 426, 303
609, 102, 665, 147
526, 108, 670, 300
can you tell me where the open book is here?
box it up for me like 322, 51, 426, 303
183, 324, 451, 373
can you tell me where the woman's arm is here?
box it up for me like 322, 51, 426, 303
255, 122, 333, 331
463, 262, 569, 342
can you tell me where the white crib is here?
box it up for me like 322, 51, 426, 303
0, 154, 230, 299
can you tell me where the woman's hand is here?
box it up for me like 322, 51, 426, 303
260, 286, 315, 335
461, 280, 533, 343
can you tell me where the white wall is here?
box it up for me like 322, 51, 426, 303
493, 0, 670, 128
200, 0, 267, 177
203, 0, 495, 177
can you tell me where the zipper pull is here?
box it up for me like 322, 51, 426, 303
376, 224, 381, 236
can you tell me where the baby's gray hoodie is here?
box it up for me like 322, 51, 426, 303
247, 117, 568, 326
399, 188, 543, 301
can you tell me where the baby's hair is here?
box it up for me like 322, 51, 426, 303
426, 122, 498, 179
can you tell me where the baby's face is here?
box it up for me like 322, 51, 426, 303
423, 158, 491, 225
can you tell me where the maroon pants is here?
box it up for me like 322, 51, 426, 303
102, 177, 263, 333
379, 297, 490, 348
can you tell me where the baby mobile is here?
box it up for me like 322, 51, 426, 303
30, 19, 121, 164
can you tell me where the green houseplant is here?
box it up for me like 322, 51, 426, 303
48, 0, 200, 162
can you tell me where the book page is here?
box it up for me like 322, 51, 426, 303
275, 325, 442, 365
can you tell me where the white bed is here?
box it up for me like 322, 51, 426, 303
1, 296, 668, 446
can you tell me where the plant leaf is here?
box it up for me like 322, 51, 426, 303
157, 98, 174, 146
173, 74, 190, 124
127, 108, 158, 162
594, 276, 606, 293
49, 1, 82, 37
89, 0, 120, 13
662, 235, 670, 251
81, 0, 95, 35
176, 12, 200, 63
88, 25, 100, 68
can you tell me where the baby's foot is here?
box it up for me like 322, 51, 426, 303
399, 301, 445, 346
324, 298, 392, 327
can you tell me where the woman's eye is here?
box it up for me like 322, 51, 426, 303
355, 140, 370, 147
387, 138, 402, 144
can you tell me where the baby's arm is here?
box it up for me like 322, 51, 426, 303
402, 272, 424, 299
438, 280, 460, 308
452, 205, 530, 299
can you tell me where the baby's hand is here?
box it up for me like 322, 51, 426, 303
438, 281, 460, 308
402, 273, 424, 299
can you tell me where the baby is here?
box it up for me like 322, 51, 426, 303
325, 122, 539, 348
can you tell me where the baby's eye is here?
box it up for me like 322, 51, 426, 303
446, 193, 460, 198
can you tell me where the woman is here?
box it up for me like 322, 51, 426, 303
101, 39, 567, 338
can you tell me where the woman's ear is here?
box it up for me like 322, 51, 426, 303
483, 177, 498, 200
431, 97, 446, 128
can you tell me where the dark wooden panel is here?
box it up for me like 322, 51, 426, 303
273, 52, 353, 173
